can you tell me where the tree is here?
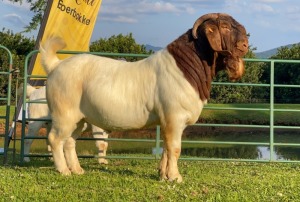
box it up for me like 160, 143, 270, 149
260, 44, 300, 103
0, 28, 35, 55
7, 0, 46, 32
90, 33, 154, 61
0, 29, 35, 103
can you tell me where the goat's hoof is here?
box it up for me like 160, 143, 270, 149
159, 172, 168, 181
160, 173, 183, 183
168, 174, 183, 183
59, 168, 72, 176
98, 159, 108, 165
71, 167, 85, 175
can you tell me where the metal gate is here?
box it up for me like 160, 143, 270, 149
0, 45, 13, 164
20, 50, 300, 163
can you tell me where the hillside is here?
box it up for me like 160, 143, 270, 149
145, 44, 162, 52
255, 43, 300, 58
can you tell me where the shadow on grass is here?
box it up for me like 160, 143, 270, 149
18, 158, 54, 168
2, 154, 161, 181
84, 159, 160, 181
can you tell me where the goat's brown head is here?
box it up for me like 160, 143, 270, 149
192, 13, 248, 81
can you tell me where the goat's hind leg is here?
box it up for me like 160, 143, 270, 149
93, 125, 109, 165
64, 120, 85, 174
45, 123, 53, 160
23, 121, 45, 162
48, 121, 77, 175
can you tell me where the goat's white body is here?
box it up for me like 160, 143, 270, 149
47, 50, 203, 131
19, 84, 109, 164
26, 85, 48, 121
42, 38, 205, 181
39, 9, 250, 181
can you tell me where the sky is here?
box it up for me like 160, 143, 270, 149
1, 0, 300, 52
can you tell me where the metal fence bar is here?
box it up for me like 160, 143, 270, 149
19, 50, 300, 163
212, 82, 270, 87
20, 49, 34, 162
194, 123, 270, 128
155, 125, 161, 159
269, 60, 275, 161
0, 45, 13, 164
204, 107, 269, 112
274, 126, 300, 129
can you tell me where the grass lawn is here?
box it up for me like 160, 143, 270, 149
1, 104, 300, 201
0, 157, 300, 201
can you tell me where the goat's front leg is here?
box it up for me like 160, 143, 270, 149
159, 120, 185, 183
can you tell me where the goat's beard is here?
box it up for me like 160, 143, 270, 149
225, 58, 245, 81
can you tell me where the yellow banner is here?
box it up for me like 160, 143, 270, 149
32, 0, 102, 76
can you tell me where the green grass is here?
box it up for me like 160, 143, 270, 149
1, 158, 300, 201
1, 104, 300, 201
0, 106, 15, 125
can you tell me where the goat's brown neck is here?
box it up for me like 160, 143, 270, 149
167, 30, 213, 101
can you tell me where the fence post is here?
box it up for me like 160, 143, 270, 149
269, 61, 275, 161
0, 45, 13, 164
155, 125, 161, 159
20, 51, 32, 163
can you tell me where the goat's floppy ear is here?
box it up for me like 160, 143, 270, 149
205, 24, 222, 51
205, 24, 232, 55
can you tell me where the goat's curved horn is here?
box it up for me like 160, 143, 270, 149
192, 13, 230, 39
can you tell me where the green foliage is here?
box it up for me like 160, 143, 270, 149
272, 45, 300, 103
7, 0, 46, 32
90, 33, 153, 61
260, 44, 300, 103
0, 28, 35, 56
274, 45, 300, 59
0, 29, 35, 104
1, 158, 300, 201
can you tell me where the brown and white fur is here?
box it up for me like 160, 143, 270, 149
40, 13, 248, 182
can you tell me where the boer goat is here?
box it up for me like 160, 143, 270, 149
18, 84, 109, 164
40, 13, 248, 182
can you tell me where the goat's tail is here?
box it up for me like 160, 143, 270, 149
17, 83, 37, 98
39, 37, 66, 74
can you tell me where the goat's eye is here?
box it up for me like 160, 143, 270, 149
222, 26, 231, 31
220, 21, 232, 31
